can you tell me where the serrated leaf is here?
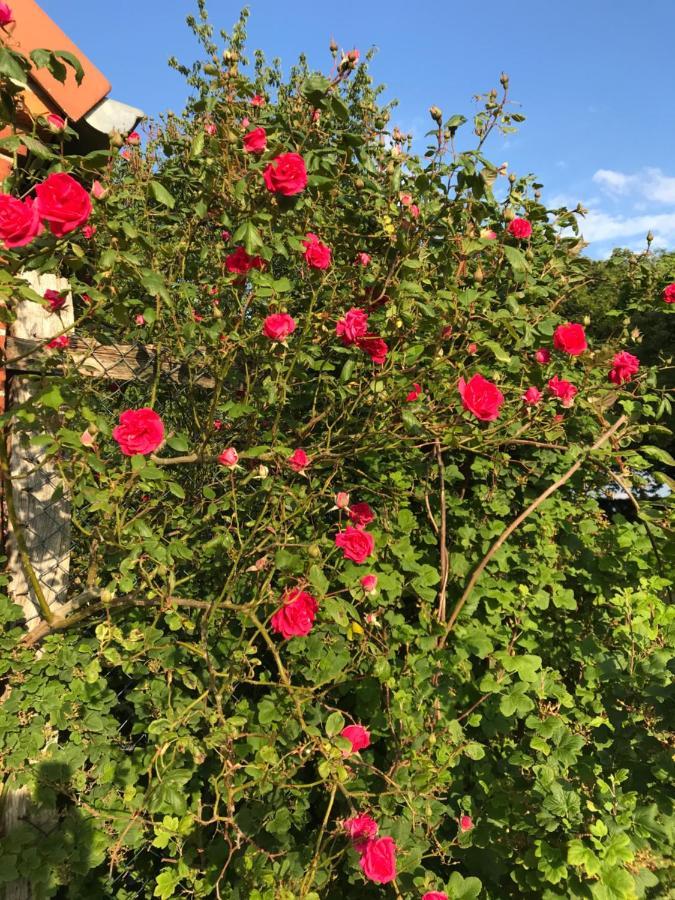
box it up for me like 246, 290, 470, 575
149, 180, 176, 209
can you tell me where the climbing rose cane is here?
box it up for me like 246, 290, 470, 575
113, 409, 165, 456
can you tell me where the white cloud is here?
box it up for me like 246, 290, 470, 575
592, 167, 675, 204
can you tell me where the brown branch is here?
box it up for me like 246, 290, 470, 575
438, 415, 628, 649
434, 439, 449, 622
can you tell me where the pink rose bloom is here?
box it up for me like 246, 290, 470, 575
553, 322, 587, 356
355, 252, 371, 267
263, 313, 296, 342
302, 232, 332, 269
406, 383, 422, 402
204, 122, 217, 136
459, 814, 474, 832
360, 573, 377, 593
336, 308, 369, 344
221, 230, 231, 242
47, 335, 69, 350
347, 48, 360, 63
480, 228, 497, 240
44, 289, 65, 312
263, 152, 308, 196
0, 194, 42, 248
119, 148, 131, 160
79, 429, 95, 448
553, 413, 564, 423
442, 325, 453, 339
467, 342, 478, 355
0, 3, 13, 26
135, 314, 145, 326
193, 311, 203, 322
458, 373, 504, 421
213, 419, 222, 430
508, 217, 532, 239
410, 204, 420, 219
270, 587, 318, 639
423, 894, 449, 900
341, 724, 370, 754
288, 448, 309, 472
91, 180, 107, 200
534, 348, 551, 365
335, 526, 375, 564
218, 447, 238, 467
35, 172, 92, 237
399, 193, 413, 207
251, 94, 265, 107
343, 815, 378, 849
226, 246, 264, 274
113, 408, 165, 456
662, 284, 675, 304
46, 113, 66, 134
241, 117, 250, 129
609, 350, 640, 385
356, 334, 388, 364
82, 225, 96, 239
522, 386, 542, 406
335, 491, 350, 509
243, 126, 267, 154
548, 374, 578, 407
349, 502, 375, 528
359, 836, 397, 884
126, 131, 140, 145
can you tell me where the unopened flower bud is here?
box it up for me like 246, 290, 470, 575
329, 37, 338, 54
308, 543, 321, 559
504, 207, 515, 221
500, 72, 509, 89
203, 63, 219, 76
508, 172, 516, 184
257, 464, 269, 478
335, 491, 350, 509
646, 230, 654, 244
429, 105, 443, 124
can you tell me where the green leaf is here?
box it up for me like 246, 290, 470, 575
325, 711, 345, 737
503, 244, 529, 274
190, 130, 205, 159
54, 50, 85, 85
0, 47, 29, 85
301, 73, 330, 105
641, 445, 675, 467
446, 872, 482, 899
232, 221, 263, 255
149, 180, 176, 209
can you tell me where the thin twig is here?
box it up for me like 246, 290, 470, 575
438, 415, 628, 649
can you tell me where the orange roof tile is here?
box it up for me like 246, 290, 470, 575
2, 0, 111, 121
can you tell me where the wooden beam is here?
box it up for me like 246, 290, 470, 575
4, 335, 215, 388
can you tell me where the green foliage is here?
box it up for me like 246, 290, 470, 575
0, 6, 673, 899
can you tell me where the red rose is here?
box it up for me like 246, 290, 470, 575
343, 815, 378, 849
35, 172, 92, 237
44, 289, 66, 312
349, 502, 375, 528
355, 252, 371, 266
548, 374, 577, 407
270, 588, 318, 639
336, 308, 369, 344
243, 126, 267, 154
356, 334, 388, 364
251, 94, 265, 107
507, 217, 532, 239
263, 152, 308, 196
302, 232, 332, 269
0, 3, 14, 26
112, 408, 165, 456
662, 283, 675, 304
406, 383, 422, 402
263, 313, 296, 341
341, 724, 370, 754
226, 246, 264, 274
522, 386, 542, 406
126, 131, 140, 145
459, 814, 474, 832
360, 573, 377, 593
423, 893, 449, 900
534, 348, 551, 365
0, 194, 42, 248
46, 335, 69, 350
553, 322, 587, 356
335, 525, 374, 564
609, 350, 640, 385
358, 836, 397, 884
218, 447, 238, 467
458, 374, 504, 421
288, 448, 309, 472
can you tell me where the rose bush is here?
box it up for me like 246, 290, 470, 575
0, 6, 672, 900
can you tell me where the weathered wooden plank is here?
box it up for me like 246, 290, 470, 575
4, 335, 216, 388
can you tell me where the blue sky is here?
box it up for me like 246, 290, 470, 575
39, 0, 675, 257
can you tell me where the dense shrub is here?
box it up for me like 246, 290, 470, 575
0, 6, 673, 898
